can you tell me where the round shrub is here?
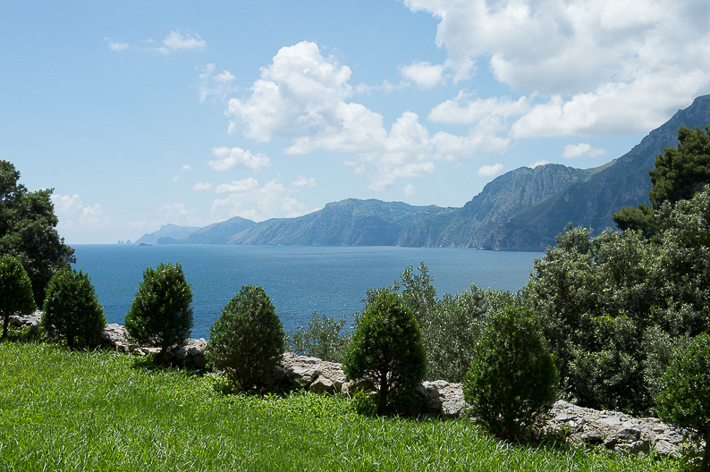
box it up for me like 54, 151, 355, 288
207, 285, 285, 391
655, 333, 710, 472
124, 262, 193, 363
463, 306, 557, 439
343, 292, 426, 416
0, 254, 36, 339
41, 268, 106, 349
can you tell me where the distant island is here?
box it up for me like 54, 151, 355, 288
133, 95, 710, 251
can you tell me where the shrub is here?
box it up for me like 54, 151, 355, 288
655, 333, 710, 472
0, 254, 36, 339
207, 285, 285, 391
463, 306, 557, 439
41, 268, 106, 349
124, 262, 193, 363
285, 311, 351, 363
343, 292, 426, 416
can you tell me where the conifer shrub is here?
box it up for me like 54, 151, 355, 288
343, 292, 426, 416
655, 332, 710, 472
0, 254, 36, 339
41, 268, 106, 349
463, 306, 557, 439
124, 262, 193, 363
207, 285, 285, 391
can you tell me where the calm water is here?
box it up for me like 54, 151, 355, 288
73, 245, 543, 339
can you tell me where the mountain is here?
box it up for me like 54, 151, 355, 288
483, 95, 710, 250
133, 224, 200, 245
157, 216, 256, 245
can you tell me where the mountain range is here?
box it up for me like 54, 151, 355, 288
135, 95, 710, 251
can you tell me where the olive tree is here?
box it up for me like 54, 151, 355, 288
124, 262, 193, 363
343, 292, 426, 416
207, 285, 284, 391
0, 254, 36, 339
463, 306, 557, 439
41, 268, 106, 349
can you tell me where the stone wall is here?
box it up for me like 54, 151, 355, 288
9, 311, 691, 457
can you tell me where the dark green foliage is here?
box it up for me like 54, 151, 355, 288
655, 333, 710, 472
286, 311, 350, 363
343, 293, 426, 416
0, 254, 36, 339
0, 161, 75, 305
463, 306, 557, 439
41, 268, 106, 350
207, 285, 285, 391
124, 263, 193, 363
612, 203, 657, 237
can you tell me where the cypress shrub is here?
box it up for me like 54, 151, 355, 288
463, 306, 557, 439
41, 268, 106, 349
207, 285, 285, 391
0, 254, 36, 339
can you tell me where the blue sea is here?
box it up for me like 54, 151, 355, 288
73, 245, 544, 339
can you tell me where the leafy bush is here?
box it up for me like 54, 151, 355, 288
0, 254, 36, 339
655, 333, 710, 472
463, 306, 557, 439
41, 268, 106, 349
285, 311, 351, 363
207, 285, 285, 391
343, 292, 426, 416
124, 262, 193, 363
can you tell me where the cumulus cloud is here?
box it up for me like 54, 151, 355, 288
292, 176, 317, 188
404, 0, 710, 137
208, 146, 270, 172
530, 160, 551, 168
226, 41, 445, 190
477, 163, 504, 177
193, 182, 213, 191
562, 142, 607, 158
400, 61, 445, 88
211, 178, 309, 222
404, 183, 416, 196
105, 38, 129, 51
51, 194, 109, 226
197, 63, 237, 103
157, 30, 206, 55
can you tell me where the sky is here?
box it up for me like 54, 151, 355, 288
2, 0, 710, 244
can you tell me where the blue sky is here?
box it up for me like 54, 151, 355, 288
2, 0, 710, 244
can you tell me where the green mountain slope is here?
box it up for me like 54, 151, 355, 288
158, 216, 255, 245
484, 95, 710, 251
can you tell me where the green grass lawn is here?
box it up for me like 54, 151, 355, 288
0, 341, 683, 471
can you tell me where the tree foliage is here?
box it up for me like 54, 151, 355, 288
41, 268, 106, 349
124, 262, 193, 363
343, 292, 426, 416
655, 333, 710, 472
207, 285, 285, 391
463, 306, 557, 439
0, 254, 36, 339
0, 161, 75, 305
285, 311, 350, 363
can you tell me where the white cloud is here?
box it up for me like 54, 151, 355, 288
292, 176, 317, 188
208, 146, 270, 172
193, 182, 213, 191
51, 194, 109, 226
215, 177, 260, 194
530, 160, 551, 168
400, 61, 445, 88
562, 142, 607, 158
226, 41, 442, 190
404, 183, 416, 196
157, 30, 206, 55
106, 40, 129, 52
477, 163, 504, 177
429, 93, 529, 125
211, 179, 309, 222
182, 165, 192, 171
404, 0, 710, 137
197, 63, 237, 103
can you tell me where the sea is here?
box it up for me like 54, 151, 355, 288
73, 245, 544, 339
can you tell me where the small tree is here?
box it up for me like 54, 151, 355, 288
655, 333, 710, 472
41, 268, 106, 349
343, 292, 426, 416
285, 310, 351, 363
207, 285, 285, 391
124, 262, 193, 363
463, 306, 557, 439
0, 254, 36, 339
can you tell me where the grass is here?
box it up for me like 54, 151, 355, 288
0, 340, 684, 472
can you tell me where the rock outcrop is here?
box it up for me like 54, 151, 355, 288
9, 311, 691, 457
